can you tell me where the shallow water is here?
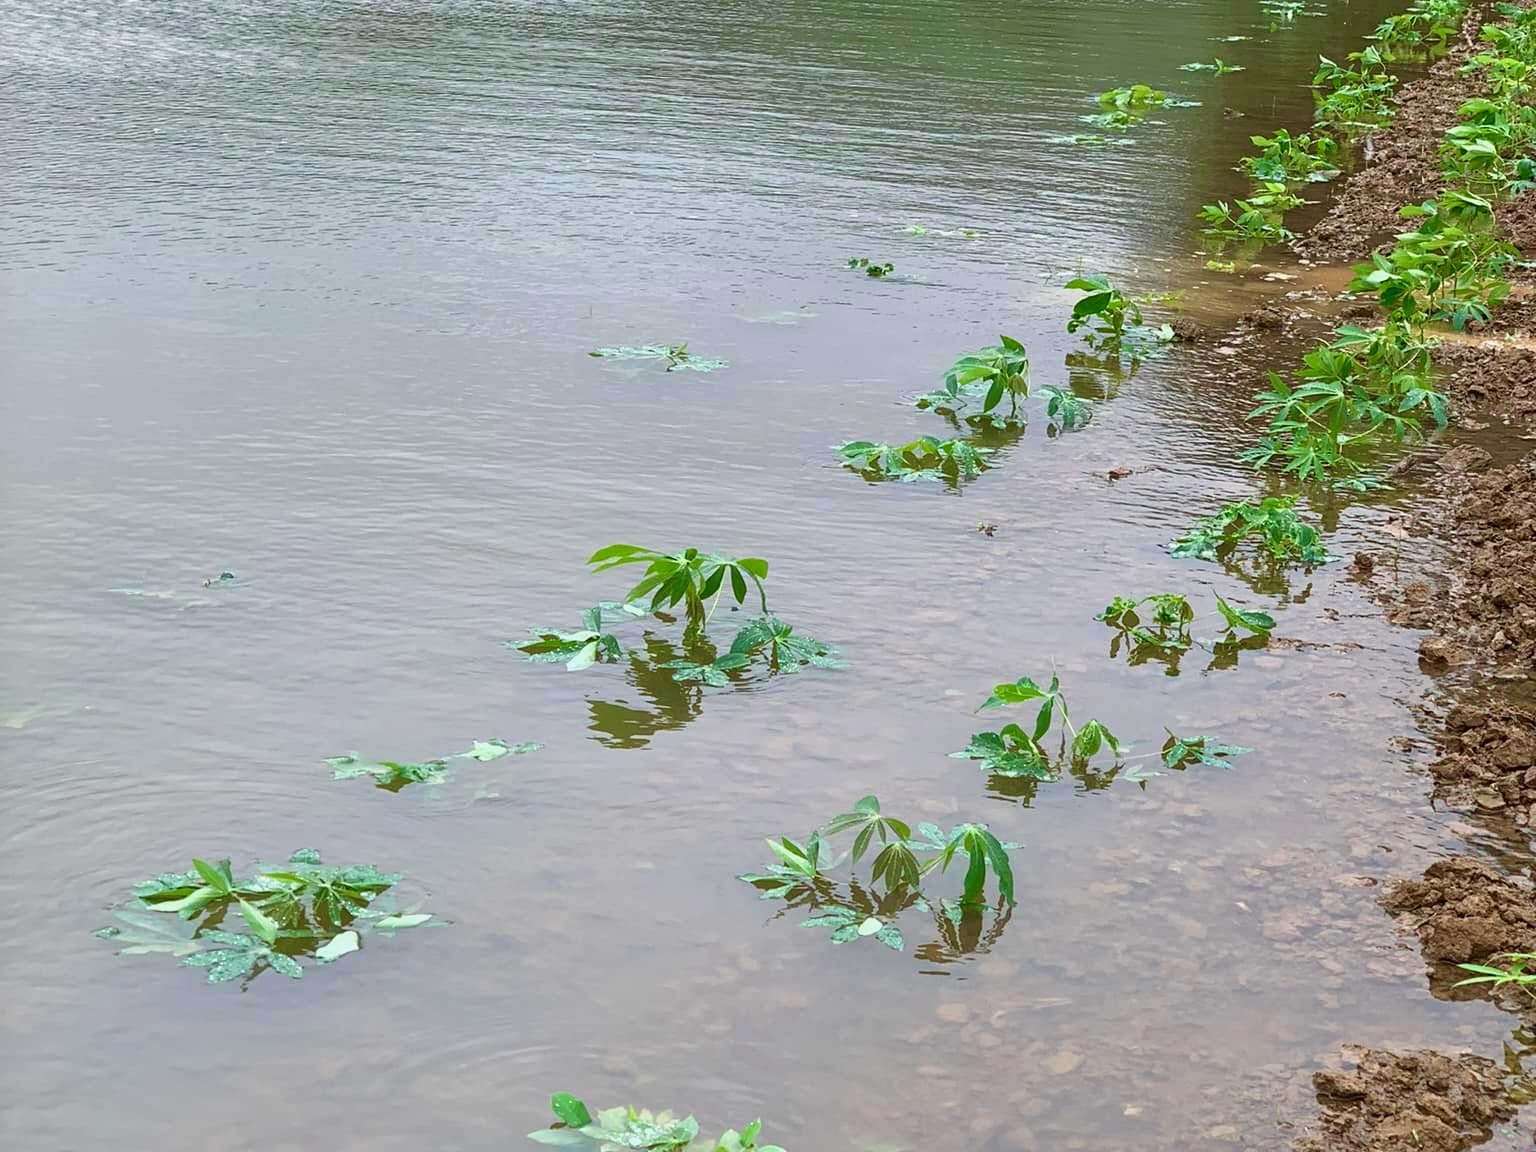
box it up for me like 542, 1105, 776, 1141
2, 1, 1527, 1149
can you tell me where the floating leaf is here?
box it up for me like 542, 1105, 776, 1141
315, 930, 361, 964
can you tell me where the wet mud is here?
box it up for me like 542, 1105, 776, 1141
1295, 1048, 1516, 1152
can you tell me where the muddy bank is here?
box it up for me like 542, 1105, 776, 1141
1294, 8, 1489, 264
1296, 1048, 1515, 1152
1369, 456, 1536, 680
1384, 856, 1536, 964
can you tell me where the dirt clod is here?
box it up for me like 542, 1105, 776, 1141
1383, 856, 1536, 965
1294, 1048, 1515, 1152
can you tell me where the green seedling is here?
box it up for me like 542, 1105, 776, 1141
727, 614, 844, 674
1082, 109, 1139, 130
837, 436, 994, 483
1180, 59, 1245, 74
96, 850, 428, 986
1199, 195, 1297, 243
589, 344, 726, 372
742, 796, 1018, 947
1371, 1, 1465, 49
1456, 954, 1536, 993
1169, 496, 1334, 568
1206, 259, 1238, 272
916, 335, 1031, 424
848, 256, 894, 277
1160, 731, 1252, 770
1240, 129, 1340, 182
1313, 47, 1398, 130
528, 1095, 785, 1152
953, 673, 1122, 778
511, 602, 645, 670
589, 545, 769, 627
1064, 274, 1174, 356
326, 739, 538, 792
1097, 84, 1197, 110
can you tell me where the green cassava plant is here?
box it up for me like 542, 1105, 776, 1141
1169, 496, 1334, 568
836, 436, 993, 483
528, 1094, 784, 1152
848, 257, 894, 277
1240, 129, 1340, 182
951, 673, 1122, 779
1199, 193, 1297, 243
1160, 731, 1252, 770
1180, 58, 1245, 74
95, 849, 430, 985
1064, 274, 1174, 355
916, 335, 1030, 424
511, 602, 647, 671
589, 345, 726, 372
326, 738, 539, 792
589, 545, 769, 626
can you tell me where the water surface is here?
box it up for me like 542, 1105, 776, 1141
2, 2, 1519, 1150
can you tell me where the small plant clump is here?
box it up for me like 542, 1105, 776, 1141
848, 256, 894, 277
510, 547, 842, 693
1240, 129, 1340, 182
94, 850, 431, 986
740, 795, 1018, 954
1098, 592, 1273, 652
1456, 953, 1536, 993
1096, 84, 1194, 111
836, 436, 993, 483
1312, 46, 1398, 132
1169, 496, 1334, 569
1370, 0, 1466, 51
589, 344, 726, 372
326, 738, 540, 792
1064, 274, 1174, 356
1180, 58, 1245, 74
529, 1094, 784, 1152
951, 673, 1122, 780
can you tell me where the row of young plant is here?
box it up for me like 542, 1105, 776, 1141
515, 3, 1513, 1143
1203, 1, 1469, 251
836, 276, 1175, 486
1238, 1, 1535, 491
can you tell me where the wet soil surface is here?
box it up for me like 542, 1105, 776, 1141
1384, 857, 1536, 965
1296, 1048, 1516, 1152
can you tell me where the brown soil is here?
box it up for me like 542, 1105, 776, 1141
1367, 456, 1536, 681
1295, 1048, 1515, 1152
1382, 856, 1536, 963
1294, 12, 1489, 264
1429, 701, 1536, 815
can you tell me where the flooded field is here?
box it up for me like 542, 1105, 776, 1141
2, 2, 1529, 1150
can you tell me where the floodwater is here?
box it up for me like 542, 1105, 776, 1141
2, 1, 1528, 1150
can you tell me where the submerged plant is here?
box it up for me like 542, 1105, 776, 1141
1180, 58, 1245, 74
1064, 274, 1173, 355
326, 738, 538, 792
837, 436, 993, 483
589, 344, 726, 372
511, 602, 646, 671
95, 850, 430, 985
1168, 496, 1334, 568
1243, 320, 1448, 483
951, 673, 1123, 780
848, 256, 894, 278
1097, 84, 1194, 110
915, 335, 1031, 424
528, 1094, 784, 1152
1199, 194, 1297, 243
1161, 731, 1252, 770
1240, 129, 1340, 182
1098, 593, 1274, 674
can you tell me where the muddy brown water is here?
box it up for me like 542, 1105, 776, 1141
2, 1, 1531, 1149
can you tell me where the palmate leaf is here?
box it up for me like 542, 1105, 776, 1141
94, 908, 207, 956
588, 344, 726, 373
660, 652, 751, 688
461, 739, 542, 761
1161, 729, 1252, 770
326, 753, 449, 791
1213, 595, 1275, 635
949, 730, 1053, 778
729, 615, 844, 672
